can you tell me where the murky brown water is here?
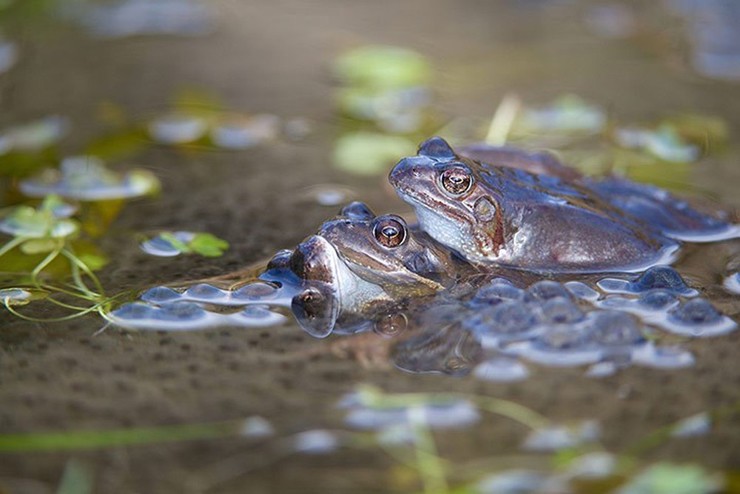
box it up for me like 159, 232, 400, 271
1, 1, 739, 493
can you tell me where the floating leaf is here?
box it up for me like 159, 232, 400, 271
0, 115, 69, 154
516, 95, 606, 135
333, 132, 415, 175
140, 231, 228, 258
334, 45, 431, 89
188, 233, 229, 257
614, 125, 700, 163
20, 156, 160, 200
0, 202, 78, 239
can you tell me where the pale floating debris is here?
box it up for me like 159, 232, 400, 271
292, 430, 339, 454
79, 0, 214, 39
21, 156, 159, 201
477, 470, 567, 494
722, 272, 740, 295
518, 95, 606, 134
522, 420, 600, 452
586, 361, 618, 378
473, 357, 529, 382
0, 39, 18, 74
149, 113, 208, 144
614, 125, 700, 163
339, 391, 479, 430
631, 343, 695, 369
671, 412, 711, 438
375, 424, 416, 446
566, 452, 617, 479
239, 416, 274, 438
299, 184, 357, 207
0, 116, 69, 155
584, 4, 636, 39
210, 114, 279, 150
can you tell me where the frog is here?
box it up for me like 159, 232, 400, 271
389, 137, 739, 273
268, 201, 478, 337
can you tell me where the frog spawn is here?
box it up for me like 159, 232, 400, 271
108, 278, 299, 331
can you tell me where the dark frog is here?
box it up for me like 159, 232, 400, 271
389, 137, 739, 273
272, 201, 477, 336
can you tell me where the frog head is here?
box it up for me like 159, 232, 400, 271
389, 137, 504, 263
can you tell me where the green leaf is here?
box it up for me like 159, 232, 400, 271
334, 45, 431, 89
333, 132, 416, 176
617, 463, 722, 494
189, 233, 229, 257
20, 238, 59, 254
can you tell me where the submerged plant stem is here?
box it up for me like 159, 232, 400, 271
0, 420, 247, 452
410, 407, 449, 494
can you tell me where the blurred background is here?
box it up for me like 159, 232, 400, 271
1, 1, 740, 493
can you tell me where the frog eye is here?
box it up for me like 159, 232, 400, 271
373, 215, 407, 248
439, 165, 473, 196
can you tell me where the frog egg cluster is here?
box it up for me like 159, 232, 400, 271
108, 280, 296, 331
467, 268, 734, 379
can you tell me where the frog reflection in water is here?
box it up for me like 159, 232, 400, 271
390, 137, 739, 272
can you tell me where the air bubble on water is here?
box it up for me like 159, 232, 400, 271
473, 357, 529, 382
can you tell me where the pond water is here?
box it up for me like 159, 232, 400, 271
1, 1, 739, 493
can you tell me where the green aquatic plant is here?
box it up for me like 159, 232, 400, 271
0, 195, 117, 322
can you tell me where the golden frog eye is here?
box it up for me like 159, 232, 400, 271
439, 165, 473, 196
373, 216, 407, 248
